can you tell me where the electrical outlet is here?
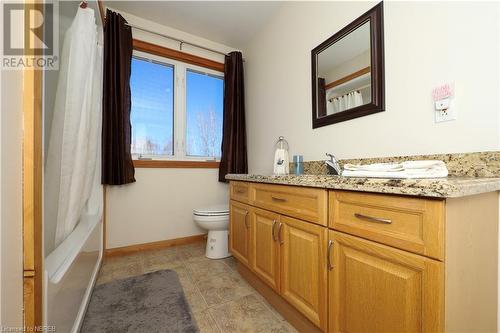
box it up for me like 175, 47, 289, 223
435, 99, 456, 123
433, 83, 456, 123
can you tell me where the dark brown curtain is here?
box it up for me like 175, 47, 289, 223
317, 77, 327, 117
102, 9, 135, 185
219, 51, 247, 182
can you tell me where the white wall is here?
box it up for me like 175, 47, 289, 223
243, 1, 500, 174
106, 169, 228, 248
324, 50, 370, 83
1, 50, 2, 326
105, 8, 233, 249
0, 0, 24, 322
0, 41, 2, 326
0, 62, 24, 326
107, 7, 234, 64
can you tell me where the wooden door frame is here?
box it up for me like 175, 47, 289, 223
22, 0, 107, 328
22, 0, 44, 327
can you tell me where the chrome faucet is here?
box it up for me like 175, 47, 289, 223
325, 153, 342, 175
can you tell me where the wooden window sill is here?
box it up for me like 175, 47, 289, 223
133, 160, 220, 169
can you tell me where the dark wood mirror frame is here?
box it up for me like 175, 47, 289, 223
312, 2, 385, 129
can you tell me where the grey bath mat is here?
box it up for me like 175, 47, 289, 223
81, 269, 198, 333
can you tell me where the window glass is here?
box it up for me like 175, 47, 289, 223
130, 57, 174, 156
185, 69, 224, 158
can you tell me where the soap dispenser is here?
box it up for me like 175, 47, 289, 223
273, 136, 290, 175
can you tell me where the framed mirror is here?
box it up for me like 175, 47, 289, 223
312, 2, 384, 128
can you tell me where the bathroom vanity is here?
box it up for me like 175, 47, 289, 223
227, 174, 500, 333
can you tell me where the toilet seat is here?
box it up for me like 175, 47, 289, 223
193, 205, 229, 217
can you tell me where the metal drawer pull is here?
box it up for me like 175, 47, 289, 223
327, 240, 334, 270
244, 211, 249, 228
354, 213, 392, 224
235, 189, 246, 194
271, 196, 287, 202
278, 223, 284, 244
272, 220, 277, 241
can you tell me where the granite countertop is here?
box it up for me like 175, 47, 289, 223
225, 174, 500, 198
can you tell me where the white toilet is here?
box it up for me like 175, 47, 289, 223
193, 205, 231, 259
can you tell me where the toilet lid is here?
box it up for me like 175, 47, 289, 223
193, 204, 229, 216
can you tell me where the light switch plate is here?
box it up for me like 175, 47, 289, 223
435, 99, 450, 110
435, 99, 456, 123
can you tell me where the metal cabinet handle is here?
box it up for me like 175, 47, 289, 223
354, 213, 392, 225
235, 189, 246, 194
272, 220, 277, 241
271, 196, 287, 203
327, 240, 334, 270
278, 223, 284, 244
244, 211, 249, 228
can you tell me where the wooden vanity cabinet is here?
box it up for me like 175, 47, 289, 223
230, 181, 499, 333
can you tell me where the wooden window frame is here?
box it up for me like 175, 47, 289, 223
324, 66, 371, 90
133, 160, 220, 169
133, 39, 224, 72
131, 40, 225, 169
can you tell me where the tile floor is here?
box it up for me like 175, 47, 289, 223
97, 241, 297, 333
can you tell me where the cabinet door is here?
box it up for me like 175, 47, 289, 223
251, 208, 281, 291
229, 200, 252, 266
329, 231, 444, 333
280, 216, 328, 331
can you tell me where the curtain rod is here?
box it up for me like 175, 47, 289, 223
125, 23, 230, 57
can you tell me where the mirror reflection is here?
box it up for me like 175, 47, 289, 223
316, 21, 371, 118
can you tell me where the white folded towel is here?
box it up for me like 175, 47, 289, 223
342, 160, 448, 179
344, 163, 405, 172
402, 160, 447, 170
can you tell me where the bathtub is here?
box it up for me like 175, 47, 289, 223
44, 212, 103, 333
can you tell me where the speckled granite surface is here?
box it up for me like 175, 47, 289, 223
292, 151, 500, 177
229, 151, 500, 198
226, 174, 500, 198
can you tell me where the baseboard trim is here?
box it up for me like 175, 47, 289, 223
237, 263, 323, 333
105, 234, 206, 257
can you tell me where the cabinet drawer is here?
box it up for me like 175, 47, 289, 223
329, 191, 444, 260
252, 184, 327, 225
230, 181, 250, 203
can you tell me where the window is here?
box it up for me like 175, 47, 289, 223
130, 49, 224, 162
186, 69, 224, 158
130, 57, 174, 156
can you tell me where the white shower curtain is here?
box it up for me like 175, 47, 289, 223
345, 91, 363, 109
45, 7, 103, 247
328, 91, 364, 115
